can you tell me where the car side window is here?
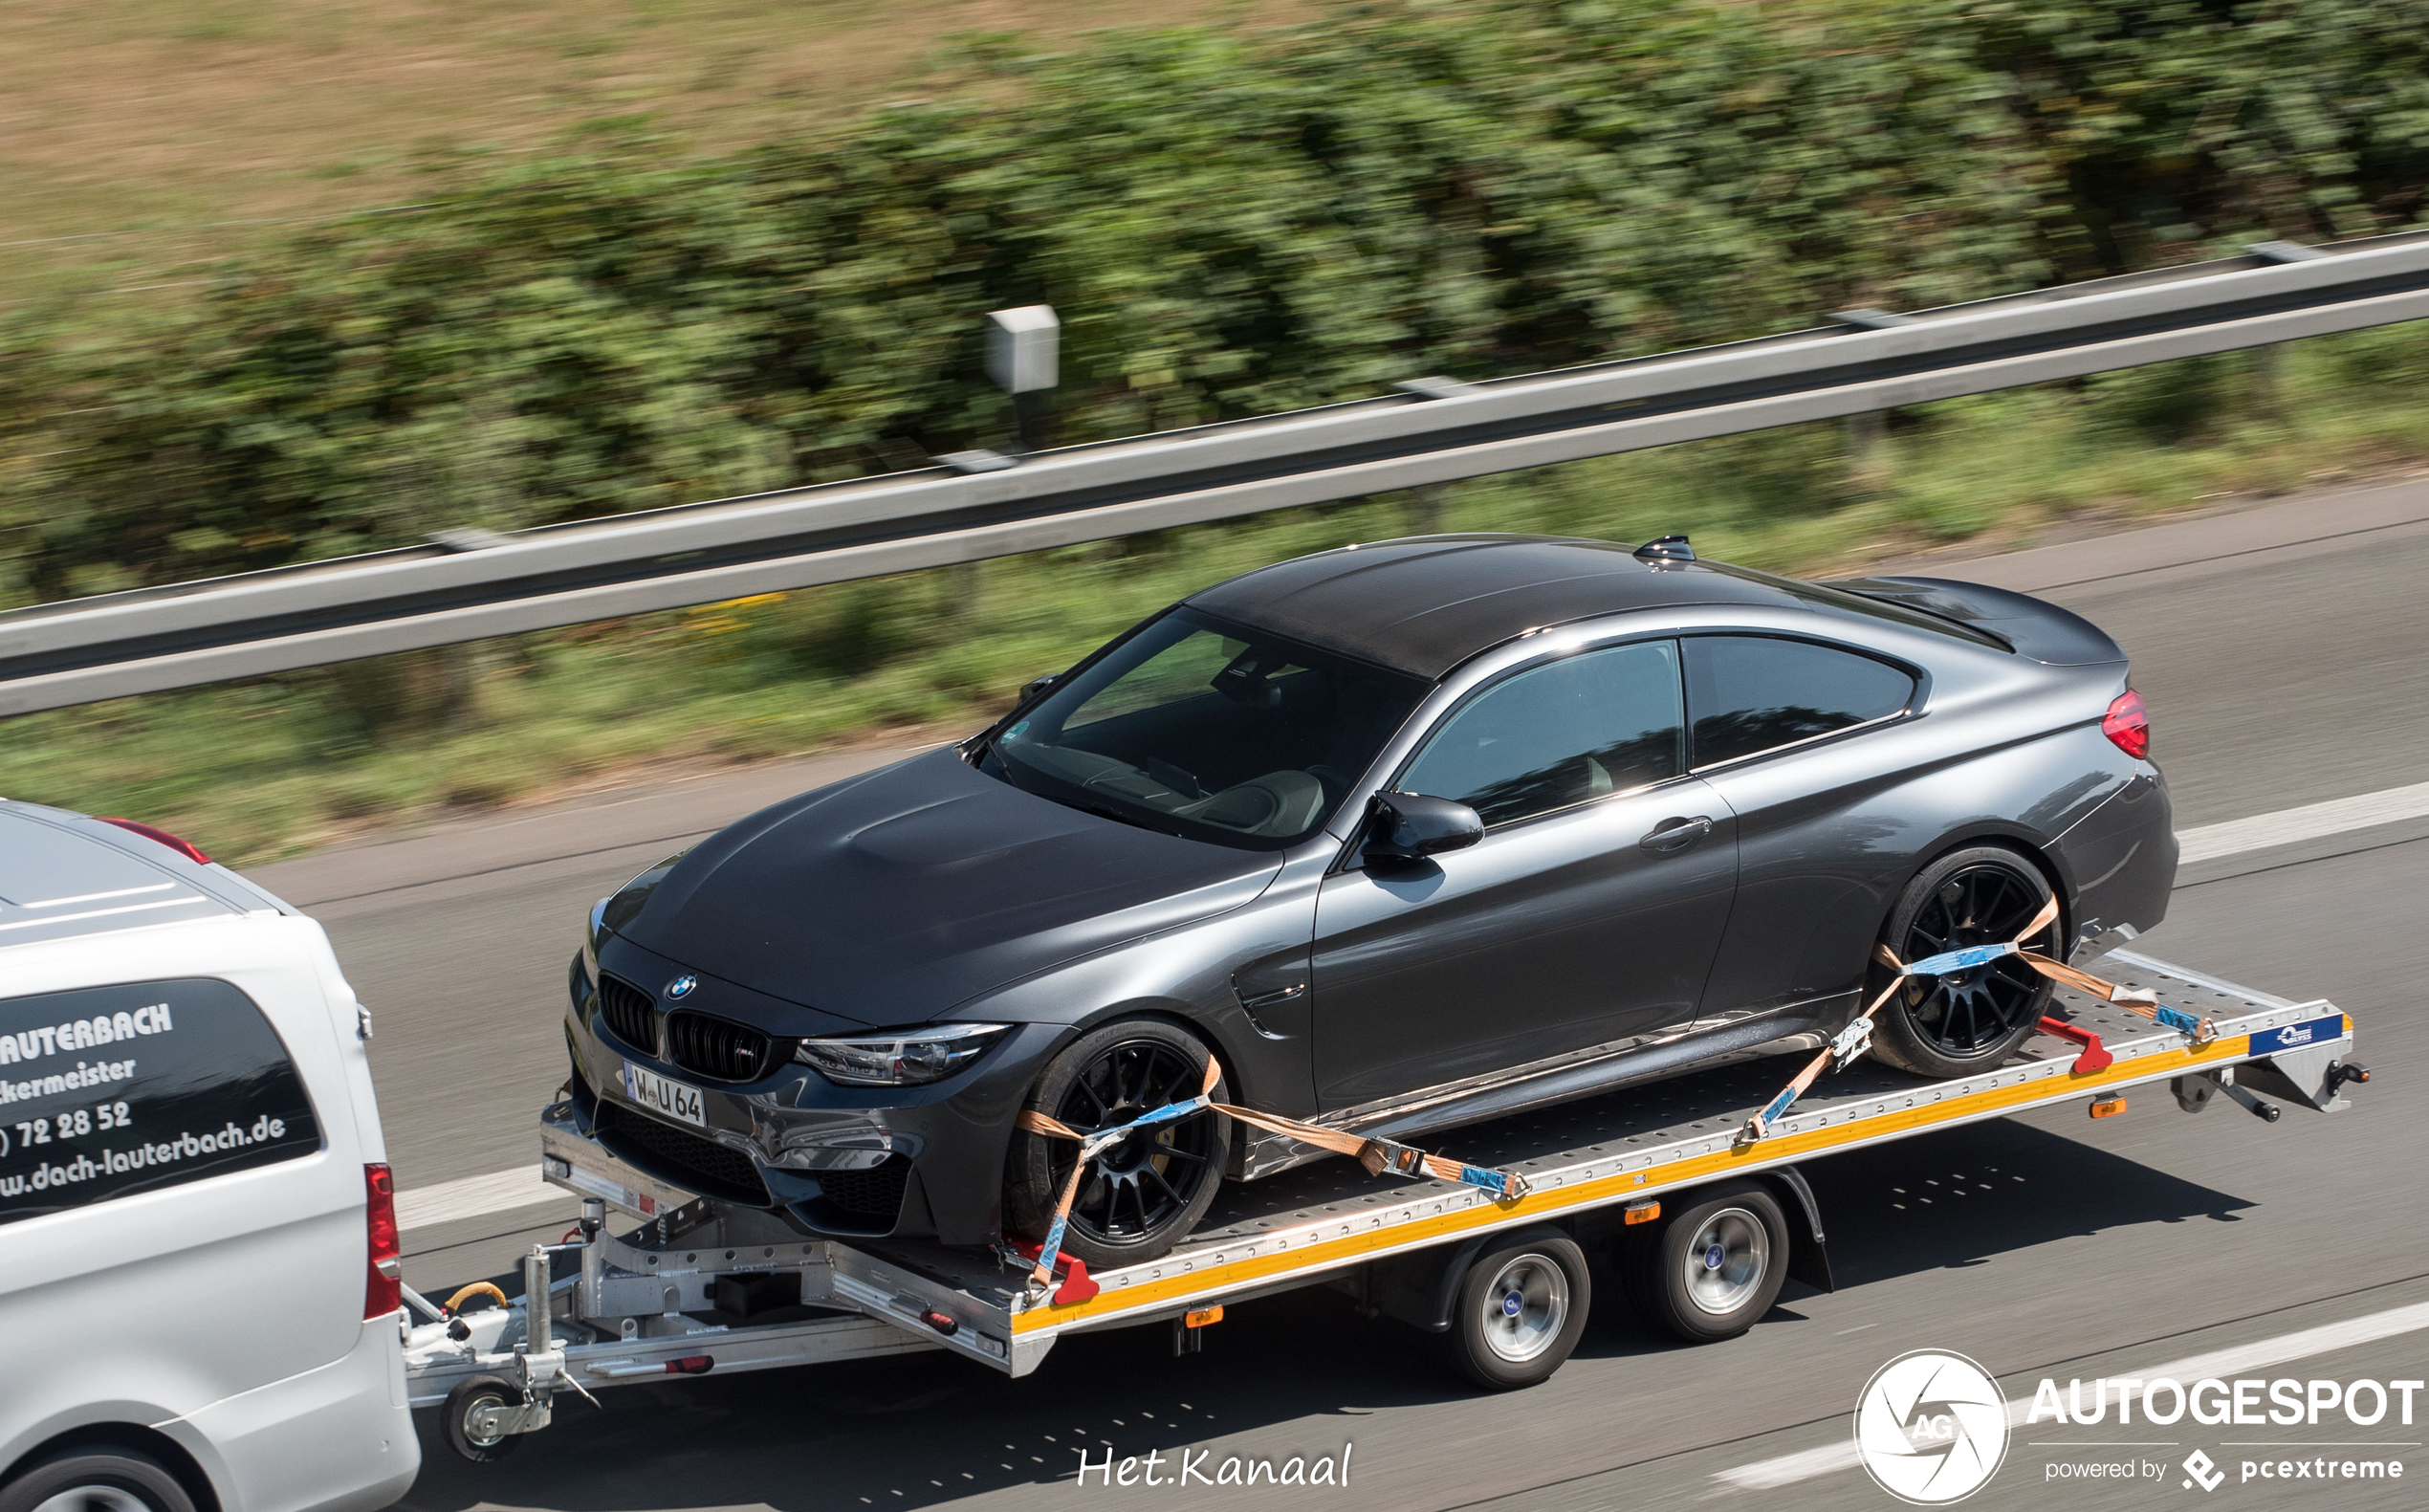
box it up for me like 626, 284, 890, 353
1683, 635, 1915, 769
0, 978, 322, 1226
1400, 640, 1684, 827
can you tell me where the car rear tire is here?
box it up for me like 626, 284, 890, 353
0, 1448, 197, 1512
1621, 1180, 1789, 1344
1006, 1019, 1231, 1270
1869, 845, 2062, 1080
1442, 1233, 1593, 1391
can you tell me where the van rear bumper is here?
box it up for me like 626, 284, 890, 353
167, 1314, 420, 1512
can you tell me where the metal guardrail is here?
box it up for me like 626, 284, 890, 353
7, 230, 2429, 715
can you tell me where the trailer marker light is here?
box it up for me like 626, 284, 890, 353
1184, 1305, 1224, 1328
2090, 1096, 2127, 1119
921, 1309, 961, 1336
1624, 1199, 1662, 1225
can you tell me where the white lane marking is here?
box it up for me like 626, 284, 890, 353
1714, 1299, 2429, 1491
2177, 779, 2429, 865
395, 1164, 568, 1231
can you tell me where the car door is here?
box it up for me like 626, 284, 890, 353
1309, 638, 1740, 1110
1682, 632, 1923, 1021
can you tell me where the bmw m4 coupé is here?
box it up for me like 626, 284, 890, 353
560, 534, 2175, 1265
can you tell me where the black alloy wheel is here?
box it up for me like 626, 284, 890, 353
1870, 845, 2061, 1079
1008, 1019, 1231, 1268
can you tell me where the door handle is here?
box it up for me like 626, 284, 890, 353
1639, 815, 1714, 853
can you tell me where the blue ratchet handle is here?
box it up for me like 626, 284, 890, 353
1902, 941, 2016, 978
2154, 1004, 2205, 1036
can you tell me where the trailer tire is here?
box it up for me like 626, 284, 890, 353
1442, 1232, 1591, 1391
1624, 1180, 1788, 1343
442, 1375, 526, 1463
0, 1446, 198, 1512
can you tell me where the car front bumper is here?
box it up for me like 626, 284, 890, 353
562, 983, 1068, 1251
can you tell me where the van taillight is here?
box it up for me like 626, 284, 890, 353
364, 1163, 402, 1319
2102, 690, 2151, 759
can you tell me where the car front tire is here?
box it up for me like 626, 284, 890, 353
1005, 1019, 1231, 1270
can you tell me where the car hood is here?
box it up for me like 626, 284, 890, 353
614, 747, 1284, 1027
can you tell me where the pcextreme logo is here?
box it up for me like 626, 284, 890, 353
1854, 1350, 2010, 1504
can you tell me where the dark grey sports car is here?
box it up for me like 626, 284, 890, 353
561, 534, 2174, 1265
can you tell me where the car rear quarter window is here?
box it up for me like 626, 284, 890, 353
1401, 640, 1685, 826
1685, 635, 1916, 769
0, 978, 322, 1225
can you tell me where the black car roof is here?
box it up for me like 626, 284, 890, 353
1184, 535, 1808, 679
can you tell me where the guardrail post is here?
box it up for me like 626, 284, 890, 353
1828, 310, 1910, 488
1843, 409, 1887, 485
2243, 245, 2321, 418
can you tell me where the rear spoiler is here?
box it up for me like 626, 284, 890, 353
1821, 577, 2127, 666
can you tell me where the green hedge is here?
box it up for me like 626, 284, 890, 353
6, 0, 2428, 604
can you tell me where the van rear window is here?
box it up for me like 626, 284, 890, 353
0, 978, 321, 1225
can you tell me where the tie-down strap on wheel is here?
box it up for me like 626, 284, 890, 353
1738, 895, 2221, 1143
1013, 1061, 1531, 1294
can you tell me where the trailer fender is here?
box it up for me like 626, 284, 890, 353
1365, 1224, 1578, 1335
1751, 1166, 1834, 1295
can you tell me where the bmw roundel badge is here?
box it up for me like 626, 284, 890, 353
666, 974, 697, 1000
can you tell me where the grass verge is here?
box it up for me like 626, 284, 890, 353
6, 328, 2426, 865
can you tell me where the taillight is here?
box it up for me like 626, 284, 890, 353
98, 817, 211, 866
2102, 690, 2151, 759
364, 1163, 402, 1319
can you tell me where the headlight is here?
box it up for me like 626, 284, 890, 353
795, 1023, 1013, 1086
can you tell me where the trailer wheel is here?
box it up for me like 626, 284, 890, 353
443, 1375, 526, 1462
1443, 1233, 1591, 1391
1624, 1180, 1788, 1343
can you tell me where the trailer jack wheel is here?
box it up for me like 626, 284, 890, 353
443, 1375, 527, 1462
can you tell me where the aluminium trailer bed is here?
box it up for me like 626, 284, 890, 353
403, 950, 2367, 1457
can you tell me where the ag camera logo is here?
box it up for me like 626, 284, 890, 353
1855, 1349, 2010, 1504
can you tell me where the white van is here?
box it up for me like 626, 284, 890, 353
0, 800, 418, 1512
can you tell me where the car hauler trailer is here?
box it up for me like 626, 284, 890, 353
403, 951, 2368, 1460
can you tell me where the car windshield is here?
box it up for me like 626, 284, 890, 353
978, 608, 1428, 849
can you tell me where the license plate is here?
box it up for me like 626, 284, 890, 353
621, 1062, 706, 1128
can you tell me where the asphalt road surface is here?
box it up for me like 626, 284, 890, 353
248, 479, 2429, 1511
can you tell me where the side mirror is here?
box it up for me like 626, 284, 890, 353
1364, 791, 1483, 864
1018, 671, 1065, 704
